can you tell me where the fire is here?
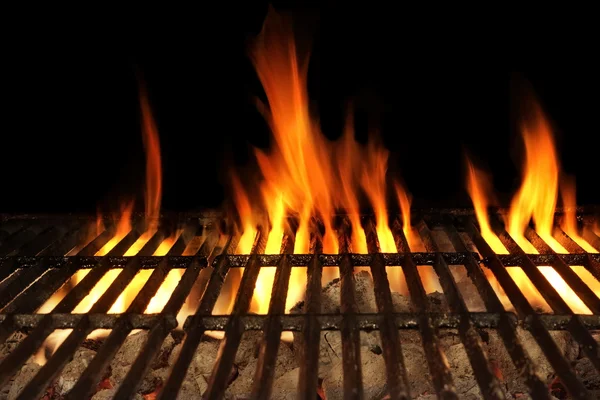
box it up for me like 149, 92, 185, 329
466, 96, 599, 314
227, 7, 418, 314
95, 200, 134, 256
35, 82, 187, 364
560, 176, 598, 253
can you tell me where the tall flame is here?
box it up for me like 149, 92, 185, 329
35, 83, 179, 364
466, 97, 598, 314
228, 7, 416, 313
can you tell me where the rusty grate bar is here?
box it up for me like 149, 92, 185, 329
391, 220, 458, 398
0, 211, 598, 399
416, 218, 506, 399
363, 218, 410, 400
467, 216, 596, 399
441, 215, 552, 399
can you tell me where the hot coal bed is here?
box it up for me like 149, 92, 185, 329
0, 209, 599, 400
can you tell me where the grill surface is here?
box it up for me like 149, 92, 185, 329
0, 209, 599, 399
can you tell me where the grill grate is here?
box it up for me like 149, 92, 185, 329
0, 210, 598, 399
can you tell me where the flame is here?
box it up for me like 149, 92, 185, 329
35, 82, 175, 363
466, 99, 598, 314
560, 176, 598, 253
95, 200, 134, 256
394, 183, 418, 250
228, 8, 420, 313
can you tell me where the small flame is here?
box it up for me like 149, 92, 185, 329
466, 97, 598, 314
394, 183, 418, 250
560, 176, 598, 253
95, 200, 134, 256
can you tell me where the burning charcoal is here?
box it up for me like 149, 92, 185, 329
7, 363, 41, 400
322, 346, 387, 400
483, 327, 578, 395
573, 357, 600, 395
55, 348, 96, 395
91, 388, 143, 400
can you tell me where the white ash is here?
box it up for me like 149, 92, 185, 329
6, 363, 41, 400
54, 348, 96, 395
225, 331, 297, 399
0, 332, 27, 364
109, 330, 177, 391
322, 345, 387, 400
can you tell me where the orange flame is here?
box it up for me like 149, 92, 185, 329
35, 83, 179, 363
466, 98, 598, 314
95, 200, 134, 256
228, 7, 417, 313
560, 176, 598, 253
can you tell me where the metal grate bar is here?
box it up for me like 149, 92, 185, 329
297, 253, 323, 400
105, 220, 145, 257
14, 250, 151, 399
4, 311, 600, 330
443, 217, 552, 399
553, 227, 600, 283
417, 219, 506, 399
363, 218, 411, 399
77, 227, 115, 256
203, 246, 267, 399
250, 231, 294, 399
251, 252, 293, 399
65, 256, 173, 399
0, 262, 47, 310
0, 221, 25, 245
524, 228, 600, 313
0, 257, 111, 383
466, 218, 594, 399
137, 229, 167, 256
111, 227, 217, 399
582, 227, 600, 252
0, 224, 38, 256
167, 222, 200, 256
0, 259, 86, 387
495, 229, 572, 314
40, 221, 87, 256
1, 261, 80, 315
156, 231, 241, 400
390, 221, 458, 399
493, 222, 600, 378
11, 223, 73, 256
338, 253, 364, 399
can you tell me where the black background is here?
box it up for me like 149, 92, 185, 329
2, 3, 599, 214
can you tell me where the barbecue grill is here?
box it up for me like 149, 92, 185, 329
0, 208, 599, 400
